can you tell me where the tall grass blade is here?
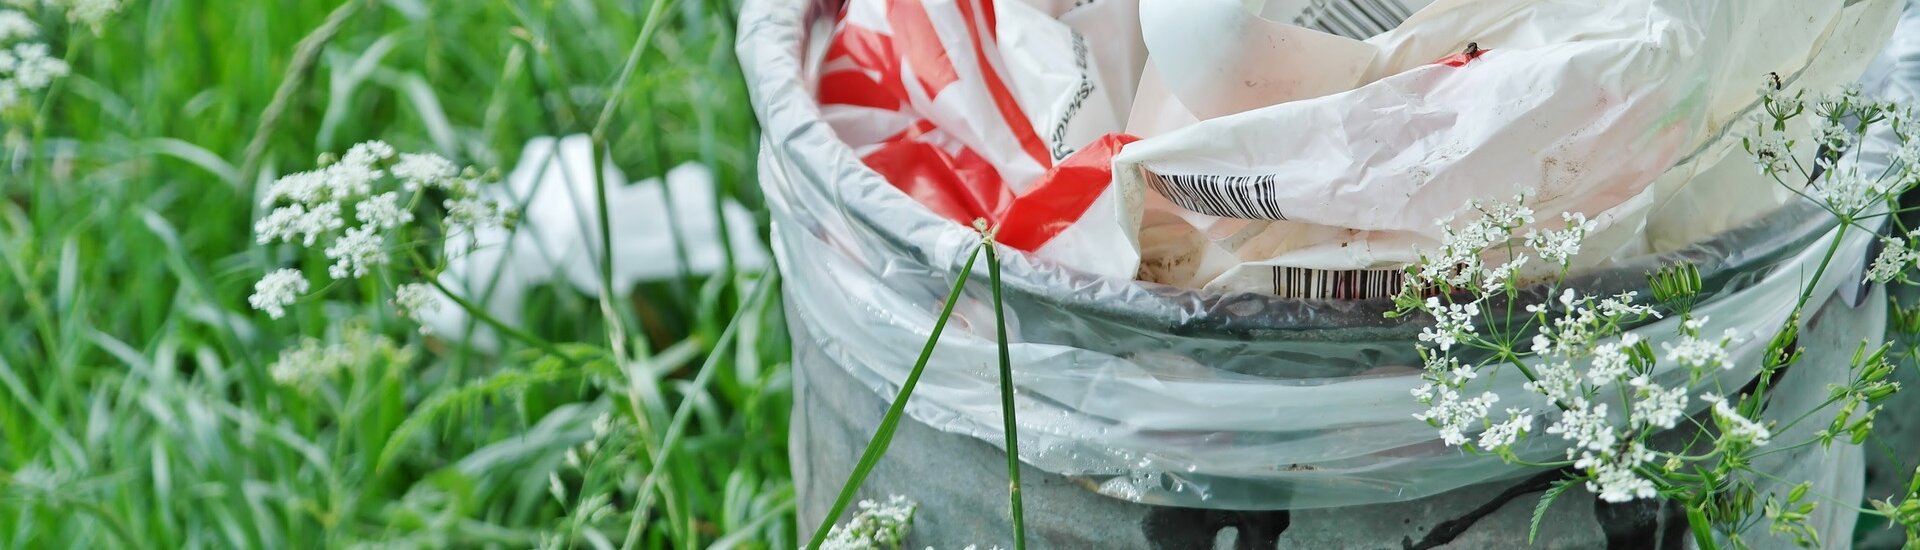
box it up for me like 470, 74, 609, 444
805, 244, 984, 550
984, 240, 1027, 550
621, 270, 781, 550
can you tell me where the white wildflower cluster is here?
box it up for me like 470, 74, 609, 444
249, 268, 308, 319
266, 328, 409, 394
1703, 395, 1772, 447
267, 337, 355, 391
1416, 298, 1477, 352
1404, 200, 1641, 458
1812, 162, 1890, 216
822, 495, 917, 550
391, 283, 438, 328
1419, 197, 1534, 288
50, 0, 121, 28
0, 8, 68, 113
1868, 233, 1920, 284
1523, 212, 1595, 266
250, 141, 509, 326
4, 0, 125, 29
1659, 316, 1740, 371
1397, 194, 1773, 504
1747, 77, 1918, 223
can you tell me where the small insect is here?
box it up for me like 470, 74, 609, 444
1765, 71, 1784, 91
1436, 41, 1489, 67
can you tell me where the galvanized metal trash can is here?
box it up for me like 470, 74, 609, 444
738, 0, 1895, 547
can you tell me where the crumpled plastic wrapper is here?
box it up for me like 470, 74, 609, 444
1120, 0, 1899, 293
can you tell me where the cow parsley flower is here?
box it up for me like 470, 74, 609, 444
822, 495, 917, 550
444, 196, 510, 235
0, 6, 89, 113
1662, 334, 1730, 370
268, 337, 354, 390
356, 192, 413, 230
1476, 409, 1533, 451
252, 141, 500, 322
392, 283, 438, 329
393, 152, 458, 191
1813, 117, 1855, 151
0, 11, 34, 41
1594, 292, 1656, 318
249, 268, 308, 319
324, 225, 388, 280
1868, 236, 1919, 284
1629, 379, 1688, 430
1590, 460, 1658, 503
1421, 197, 1535, 288
254, 202, 345, 247
1758, 74, 1798, 111
1586, 333, 1640, 385
0, 41, 66, 111
1812, 162, 1887, 216
1414, 386, 1499, 447
1746, 132, 1792, 176
5, 42, 64, 88
1524, 212, 1596, 265
1524, 359, 1583, 405
45, 0, 126, 29
1704, 395, 1772, 446
1480, 255, 1529, 294
1546, 398, 1616, 454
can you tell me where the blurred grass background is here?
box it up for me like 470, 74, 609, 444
0, 0, 793, 547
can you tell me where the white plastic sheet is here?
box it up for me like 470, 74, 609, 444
423, 136, 768, 348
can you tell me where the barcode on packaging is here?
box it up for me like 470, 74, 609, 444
1272, 267, 1407, 300
1294, 0, 1416, 39
1145, 171, 1292, 220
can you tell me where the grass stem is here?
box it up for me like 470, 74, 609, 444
806, 245, 984, 550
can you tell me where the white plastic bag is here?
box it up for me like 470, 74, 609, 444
1122, 0, 1899, 293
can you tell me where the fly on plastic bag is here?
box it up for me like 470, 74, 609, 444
818, 0, 1145, 279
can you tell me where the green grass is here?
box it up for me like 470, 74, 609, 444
0, 0, 791, 548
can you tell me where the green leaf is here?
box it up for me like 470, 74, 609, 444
1531, 478, 1576, 544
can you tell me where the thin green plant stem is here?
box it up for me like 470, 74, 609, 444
586, 0, 680, 359
589, 136, 637, 361
984, 238, 1027, 550
237, 0, 367, 189
417, 266, 568, 362
806, 245, 984, 550
1752, 221, 1850, 413
1688, 503, 1721, 550
591, 0, 677, 139
621, 270, 781, 550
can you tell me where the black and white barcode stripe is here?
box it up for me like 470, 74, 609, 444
1294, 0, 1415, 39
1145, 172, 1292, 220
1272, 267, 1406, 300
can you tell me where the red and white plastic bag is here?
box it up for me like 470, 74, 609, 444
817, 0, 1146, 279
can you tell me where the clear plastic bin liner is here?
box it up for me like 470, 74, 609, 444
742, 0, 1879, 509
